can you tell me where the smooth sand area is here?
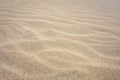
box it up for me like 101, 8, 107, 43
0, 0, 120, 80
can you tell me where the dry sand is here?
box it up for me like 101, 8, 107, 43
0, 0, 120, 80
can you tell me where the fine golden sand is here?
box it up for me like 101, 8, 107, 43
0, 0, 120, 80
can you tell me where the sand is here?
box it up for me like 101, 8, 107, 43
0, 0, 120, 80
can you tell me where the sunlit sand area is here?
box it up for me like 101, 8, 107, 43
0, 0, 120, 80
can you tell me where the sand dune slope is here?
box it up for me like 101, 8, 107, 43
0, 0, 120, 80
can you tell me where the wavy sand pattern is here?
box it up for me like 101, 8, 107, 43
0, 0, 120, 80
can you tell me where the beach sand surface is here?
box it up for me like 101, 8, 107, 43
0, 0, 120, 80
